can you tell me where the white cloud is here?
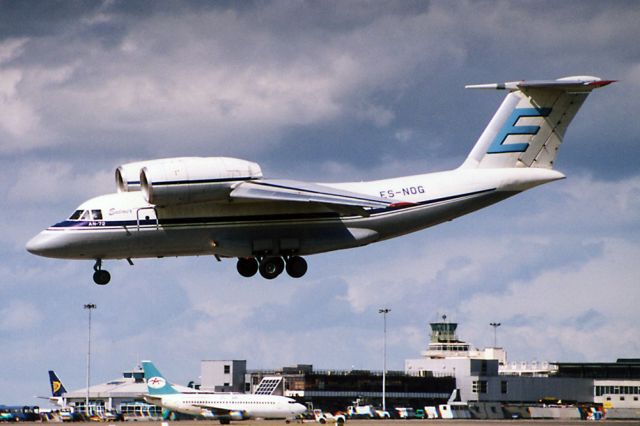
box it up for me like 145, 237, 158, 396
0, 68, 41, 141
7, 160, 112, 205
0, 300, 43, 331
459, 238, 640, 361
0, 38, 28, 64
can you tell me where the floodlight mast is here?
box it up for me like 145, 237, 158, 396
378, 308, 391, 412
490, 322, 501, 348
84, 303, 96, 414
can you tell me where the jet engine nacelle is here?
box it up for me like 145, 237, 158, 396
115, 157, 263, 205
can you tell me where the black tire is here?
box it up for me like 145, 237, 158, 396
93, 270, 111, 285
259, 257, 284, 279
236, 258, 258, 277
286, 256, 307, 278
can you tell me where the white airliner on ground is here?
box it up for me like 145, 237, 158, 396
141, 361, 306, 424
26, 76, 613, 284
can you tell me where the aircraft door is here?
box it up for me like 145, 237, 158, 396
136, 207, 159, 231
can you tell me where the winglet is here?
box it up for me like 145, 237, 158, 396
389, 202, 417, 209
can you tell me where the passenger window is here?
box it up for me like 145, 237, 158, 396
91, 210, 103, 220
69, 210, 83, 220
80, 210, 90, 220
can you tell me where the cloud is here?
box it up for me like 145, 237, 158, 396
0, 38, 28, 64
7, 160, 112, 205
1, 0, 639, 406
0, 300, 43, 331
459, 238, 640, 361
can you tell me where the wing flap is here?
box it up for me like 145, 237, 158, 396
230, 179, 393, 210
193, 404, 230, 414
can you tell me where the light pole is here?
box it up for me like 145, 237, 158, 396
84, 303, 96, 415
378, 308, 391, 412
490, 322, 501, 348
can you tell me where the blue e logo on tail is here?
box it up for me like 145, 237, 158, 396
487, 107, 551, 154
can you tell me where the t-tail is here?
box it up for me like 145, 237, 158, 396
48, 370, 67, 397
461, 76, 614, 170
141, 360, 180, 395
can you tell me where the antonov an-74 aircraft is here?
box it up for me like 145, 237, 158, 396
26, 76, 613, 284
141, 361, 306, 424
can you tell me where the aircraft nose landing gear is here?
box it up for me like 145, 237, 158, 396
92, 259, 111, 285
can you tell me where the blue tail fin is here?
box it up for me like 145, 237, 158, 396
48, 370, 67, 397
141, 361, 180, 395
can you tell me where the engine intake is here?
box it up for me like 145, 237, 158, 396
115, 157, 263, 205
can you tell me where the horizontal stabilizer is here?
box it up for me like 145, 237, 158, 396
466, 76, 615, 92
231, 179, 393, 209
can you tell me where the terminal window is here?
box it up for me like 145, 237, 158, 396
224, 365, 230, 374
472, 380, 487, 394
255, 378, 282, 395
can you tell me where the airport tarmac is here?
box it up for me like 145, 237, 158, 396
12, 421, 640, 426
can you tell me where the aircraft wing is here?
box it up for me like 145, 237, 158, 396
142, 395, 163, 406
193, 404, 245, 419
230, 179, 397, 211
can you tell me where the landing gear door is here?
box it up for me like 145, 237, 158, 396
136, 207, 159, 231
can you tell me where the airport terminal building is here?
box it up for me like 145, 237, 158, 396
199, 361, 455, 412
403, 320, 640, 418
57, 319, 640, 419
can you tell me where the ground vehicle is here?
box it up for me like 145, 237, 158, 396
312, 409, 346, 424
0, 406, 40, 422
346, 398, 389, 419
395, 407, 418, 419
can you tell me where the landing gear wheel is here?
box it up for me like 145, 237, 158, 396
259, 257, 284, 279
286, 256, 307, 278
236, 258, 258, 277
92, 259, 110, 285
93, 269, 111, 285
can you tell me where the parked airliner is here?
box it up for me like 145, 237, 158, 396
26, 76, 613, 283
141, 361, 306, 424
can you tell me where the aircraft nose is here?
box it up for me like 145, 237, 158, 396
26, 231, 63, 257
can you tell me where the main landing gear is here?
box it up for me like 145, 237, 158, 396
92, 259, 111, 285
236, 256, 307, 279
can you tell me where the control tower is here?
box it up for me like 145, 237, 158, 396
414, 315, 506, 364
422, 316, 472, 358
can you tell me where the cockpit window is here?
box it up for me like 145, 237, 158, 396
80, 210, 91, 220
91, 210, 103, 220
69, 210, 83, 220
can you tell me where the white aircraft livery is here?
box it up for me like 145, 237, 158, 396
26, 76, 614, 284
141, 361, 306, 424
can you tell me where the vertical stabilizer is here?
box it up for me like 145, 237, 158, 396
461, 76, 614, 169
141, 360, 180, 395
48, 370, 67, 397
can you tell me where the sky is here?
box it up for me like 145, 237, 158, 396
1, 0, 639, 406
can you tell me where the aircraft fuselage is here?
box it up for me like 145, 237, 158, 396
27, 168, 562, 260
